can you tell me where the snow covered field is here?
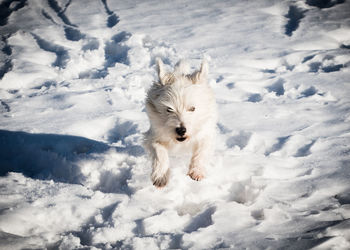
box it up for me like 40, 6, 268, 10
0, 0, 350, 249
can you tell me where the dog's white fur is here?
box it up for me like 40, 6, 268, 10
144, 58, 217, 187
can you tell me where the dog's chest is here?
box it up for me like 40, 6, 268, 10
168, 140, 193, 156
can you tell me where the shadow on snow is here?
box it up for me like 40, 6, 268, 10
0, 129, 144, 194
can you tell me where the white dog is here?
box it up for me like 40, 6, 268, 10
144, 58, 217, 187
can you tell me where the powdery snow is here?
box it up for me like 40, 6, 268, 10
0, 0, 350, 249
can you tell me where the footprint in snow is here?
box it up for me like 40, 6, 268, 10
226, 82, 235, 89
266, 78, 285, 96
0, 0, 27, 26
265, 136, 291, 156
183, 206, 216, 233
247, 93, 262, 103
0, 36, 13, 79
309, 61, 344, 73
298, 86, 318, 99
31, 33, 69, 69
0, 100, 10, 112
307, 54, 345, 73
47, 0, 85, 41
79, 31, 131, 79
294, 140, 316, 157
284, 5, 307, 37
96, 168, 133, 195
229, 180, 264, 206
107, 119, 138, 144
226, 131, 252, 150
306, 0, 346, 9
101, 0, 120, 28
104, 32, 131, 68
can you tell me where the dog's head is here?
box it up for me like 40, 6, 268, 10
146, 58, 215, 143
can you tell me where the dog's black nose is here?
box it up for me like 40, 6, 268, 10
175, 126, 186, 136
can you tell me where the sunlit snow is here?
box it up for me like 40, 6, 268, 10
0, 0, 349, 249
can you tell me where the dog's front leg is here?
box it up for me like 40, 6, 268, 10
188, 139, 212, 181
150, 142, 170, 188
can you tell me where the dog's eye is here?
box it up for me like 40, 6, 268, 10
188, 106, 195, 112
167, 107, 174, 113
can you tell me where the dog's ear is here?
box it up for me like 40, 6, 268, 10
156, 58, 175, 85
199, 59, 208, 79
156, 58, 168, 85
190, 59, 208, 84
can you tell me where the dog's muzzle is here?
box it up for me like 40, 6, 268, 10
175, 126, 187, 142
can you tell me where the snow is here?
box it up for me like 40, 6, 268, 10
0, 0, 349, 249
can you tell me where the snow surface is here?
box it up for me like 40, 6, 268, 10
0, 0, 350, 249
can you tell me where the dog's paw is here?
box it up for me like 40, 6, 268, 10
151, 169, 170, 188
188, 168, 205, 181
152, 175, 168, 188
